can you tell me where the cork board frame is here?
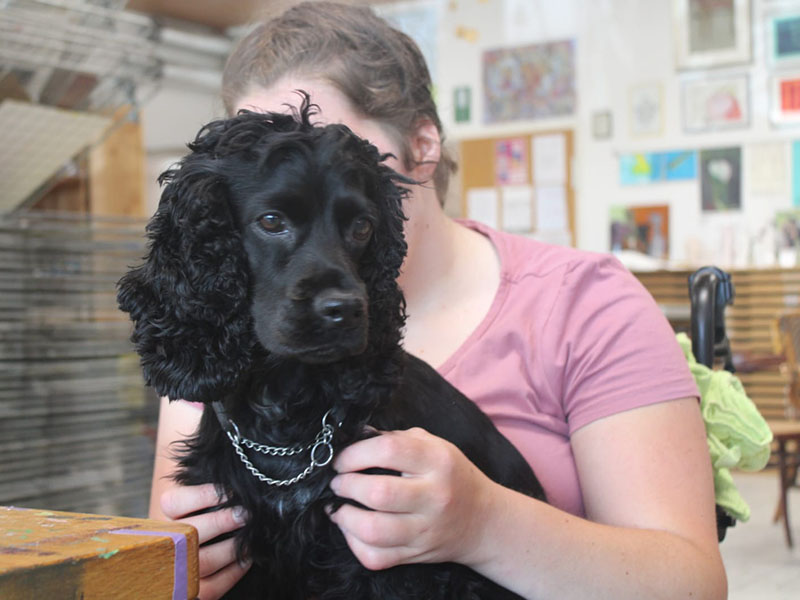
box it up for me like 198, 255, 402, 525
457, 129, 575, 244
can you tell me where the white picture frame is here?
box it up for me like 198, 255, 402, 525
673, 0, 752, 70
681, 74, 750, 132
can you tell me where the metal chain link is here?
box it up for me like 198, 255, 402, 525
225, 410, 336, 487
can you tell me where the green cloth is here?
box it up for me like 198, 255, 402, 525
676, 333, 773, 521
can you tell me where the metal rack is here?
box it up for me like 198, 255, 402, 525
0, 0, 162, 113
0, 211, 157, 517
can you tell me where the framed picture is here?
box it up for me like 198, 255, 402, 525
620, 150, 697, 186
681, 74, 749, 132
592, 110, 613, 140
700, 147, 741, 212
453, 86, 471, 123
629, 83, 663, 138
770, 71, 800, 126
482, 40, 576, 123
767, 12, 800, 66
673, 0, 752, 69
609, 205, 670, 259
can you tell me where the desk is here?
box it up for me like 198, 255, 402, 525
0, 506, 199, 599
769, 420, 800, 547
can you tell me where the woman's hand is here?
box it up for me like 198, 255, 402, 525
160, 483, 251, 600
327, 427, 498, 571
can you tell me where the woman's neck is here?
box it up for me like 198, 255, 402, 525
397, 196, 501, 367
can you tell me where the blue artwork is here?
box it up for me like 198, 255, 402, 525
620, 150, 698, 185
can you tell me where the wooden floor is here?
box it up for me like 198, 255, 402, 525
722, 470, 800, 599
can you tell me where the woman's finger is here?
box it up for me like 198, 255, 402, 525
197, 557, 252, 600
335, 520, 410, 571
198, 536, 238, 578
330, 472, 422, 513
160, 483, 226, 519
329, 502, 421, 549
333, 428, 436, 475
181, 506, 248, 545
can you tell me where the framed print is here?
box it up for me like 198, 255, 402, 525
453, 86, 471, 123
681, 74, 749, 132
483, 40, 576, 123
609, 204, 670, 259
768, 12, 800, 66
700, 147, 741, 212
592, 110, 613, 140
673, 0, 752, 69
770, 71, 800, 126
629, 83, 663, 138
620, 150, 697, 186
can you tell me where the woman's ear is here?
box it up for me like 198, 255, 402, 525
408, 119, 441, 183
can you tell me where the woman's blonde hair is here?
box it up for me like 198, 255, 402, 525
221, 1, 457, 204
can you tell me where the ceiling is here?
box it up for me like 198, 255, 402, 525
126, 0, 395, 30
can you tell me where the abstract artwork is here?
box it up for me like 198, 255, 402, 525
482, 40, 575, 123
620, 151, 698, 185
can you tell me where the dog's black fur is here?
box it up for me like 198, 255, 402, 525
118, 94, 545, 600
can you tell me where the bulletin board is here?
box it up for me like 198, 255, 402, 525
457, 129, 575, 245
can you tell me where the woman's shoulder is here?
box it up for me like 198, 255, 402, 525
457, 219, 630, 287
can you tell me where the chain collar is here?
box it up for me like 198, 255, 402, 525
211, 401, 337, 487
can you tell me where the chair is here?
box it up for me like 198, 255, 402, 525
769, 312, 800, 547
688, 266, 737, 541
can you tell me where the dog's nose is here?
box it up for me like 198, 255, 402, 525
313, 292, 366, 327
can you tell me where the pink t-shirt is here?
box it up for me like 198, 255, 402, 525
438, 220, 698, 516
184, 219, 698, 517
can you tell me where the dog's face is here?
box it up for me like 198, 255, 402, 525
117, 97, 409, 402
226, 147, 378, 363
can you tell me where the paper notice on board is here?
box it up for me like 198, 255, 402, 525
467, 187, 499, 229
532, 133, 567, 184
501, 185, 533, 232
535, 184, 568, 231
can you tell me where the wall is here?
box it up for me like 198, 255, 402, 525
138, 0, 798, 268
138, 79, 224, 216
436, 0, 796, 267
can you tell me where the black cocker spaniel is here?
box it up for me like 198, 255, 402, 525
118, 93, 545, 600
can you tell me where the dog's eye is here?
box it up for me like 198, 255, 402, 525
258, 213, 287, 234
352, 218, 373, 242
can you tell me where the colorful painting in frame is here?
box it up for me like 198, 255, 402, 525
673, 0, 751, 69
700, 147, 741, 211
770, 70, 800, 125
681, 74, 749, 132
768, 13, 800, 66
609, 205, 670, 259
620, 151, 698, 185
482, 40, 575, 123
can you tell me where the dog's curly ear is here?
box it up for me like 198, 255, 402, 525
118, 123, 255, 403
360, 163, 410, 356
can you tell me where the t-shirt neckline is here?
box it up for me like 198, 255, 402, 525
435, 220, 511, 377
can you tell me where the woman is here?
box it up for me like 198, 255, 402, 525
149, 3, 727, 598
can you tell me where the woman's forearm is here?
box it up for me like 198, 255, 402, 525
464, 482, 727, 600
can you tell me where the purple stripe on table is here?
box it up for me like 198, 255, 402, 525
109, 529, 188, 600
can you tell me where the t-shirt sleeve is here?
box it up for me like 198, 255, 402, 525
541, 254, 699, 434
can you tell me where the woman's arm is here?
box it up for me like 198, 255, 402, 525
327, 397, 727, 600
150, 397, 252, 600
